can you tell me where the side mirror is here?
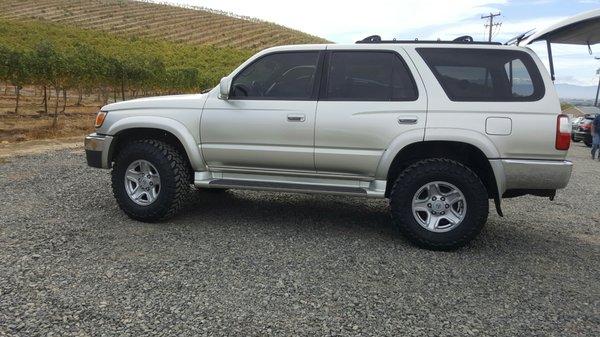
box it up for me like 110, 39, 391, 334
219, 77, 232, 99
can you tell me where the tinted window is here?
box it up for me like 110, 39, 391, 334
505, 59, 534, 97
231, 52, 319, 100
417, 48, 544, 102
325, 51, 418, 101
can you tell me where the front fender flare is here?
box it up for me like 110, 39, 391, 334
106, 116, 206, 171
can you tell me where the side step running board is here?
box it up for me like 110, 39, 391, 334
208, 179, 368, 196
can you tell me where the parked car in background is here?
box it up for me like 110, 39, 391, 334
571, 116, 583, 142
572, 114, 597, 146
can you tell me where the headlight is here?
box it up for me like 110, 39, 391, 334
94, 111, 107, 128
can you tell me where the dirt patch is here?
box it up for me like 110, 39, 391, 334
0, 85, 105, 143
0, 136, 83, 158
0, 113, 95, 143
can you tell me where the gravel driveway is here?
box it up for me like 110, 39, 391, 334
0, 143, 598, 336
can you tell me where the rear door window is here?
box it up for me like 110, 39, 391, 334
417, 48, 545, 102
323, 51, 418, 101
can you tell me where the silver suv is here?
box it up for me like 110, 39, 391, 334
85, 38, 572, 250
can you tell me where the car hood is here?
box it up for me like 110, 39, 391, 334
101, 93, 207, 112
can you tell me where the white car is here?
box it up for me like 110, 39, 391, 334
85, 12, 599, 249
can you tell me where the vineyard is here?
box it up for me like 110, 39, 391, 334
0, 0, 328, 49
0, 0, 329, 142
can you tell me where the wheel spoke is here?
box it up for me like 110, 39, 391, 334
413, 200, 429, 212
131, 188, 144, 200
443, 210, 462, 225
150, 187, 159, 200
125, 171, 140, 183
444, 190, 463, 205
428, 182, 441, 197
139, 161, 149, 174
426, 215, 440, 230
149, 175, 160, 185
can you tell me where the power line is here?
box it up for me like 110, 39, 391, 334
481, 12, 501, 42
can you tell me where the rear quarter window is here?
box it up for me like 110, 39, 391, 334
417, 48, 545, 102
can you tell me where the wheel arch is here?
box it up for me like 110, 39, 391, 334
106, 117, 205, 171
382, 140, 503, 215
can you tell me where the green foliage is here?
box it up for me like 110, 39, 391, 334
6, 49, 31, 89
0, 0, 329, 49
560, 102, 574, 111
0, 18, 254, 96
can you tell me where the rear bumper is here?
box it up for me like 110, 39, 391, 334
572, 131, 590, 141
500, 159, 572, 191
84, 133, 113, 169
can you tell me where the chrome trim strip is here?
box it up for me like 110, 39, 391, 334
194, 171, 386, 198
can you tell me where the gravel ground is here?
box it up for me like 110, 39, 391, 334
0, 143, 598, 336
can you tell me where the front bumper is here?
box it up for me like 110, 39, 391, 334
84, 133, 113, 169
501, 159, 572, 191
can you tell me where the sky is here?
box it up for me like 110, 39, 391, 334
150, 0, 600, 86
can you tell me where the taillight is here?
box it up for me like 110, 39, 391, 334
555, 114, 570, 150
581, 123, 590, 130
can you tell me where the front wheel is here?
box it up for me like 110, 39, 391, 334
390, 158, 489, 250
111, 139, 192, 222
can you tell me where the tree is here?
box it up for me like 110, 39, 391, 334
6, 50, 30, 114
31, 41, 60, 115
0, 46, 10, 95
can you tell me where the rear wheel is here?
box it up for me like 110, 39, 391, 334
111, 139, 192, 222
584, 137, 592, 147
390, 158, 489, 250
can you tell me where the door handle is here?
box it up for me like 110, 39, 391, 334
398, 116, 418, 125
287, 114, 306, 122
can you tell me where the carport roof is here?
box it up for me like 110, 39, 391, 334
524, 9, 600, 46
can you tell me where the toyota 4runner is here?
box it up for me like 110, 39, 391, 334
85, 38, 573, 250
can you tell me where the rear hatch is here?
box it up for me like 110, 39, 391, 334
516, 9, 600, 83
522, 9, 600, 46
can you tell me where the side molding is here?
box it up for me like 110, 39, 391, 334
106, 116, 206, 171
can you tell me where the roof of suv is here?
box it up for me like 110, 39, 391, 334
262, 42, 529, 54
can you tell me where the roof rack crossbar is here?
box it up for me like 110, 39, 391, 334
355, 35, 502, 45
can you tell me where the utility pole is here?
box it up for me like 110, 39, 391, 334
481, 12, 502, 42
595, 57, 600, 107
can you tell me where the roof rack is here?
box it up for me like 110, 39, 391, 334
355, 35, 502, 45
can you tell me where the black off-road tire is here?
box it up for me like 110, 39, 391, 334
584, 138, 592, 147
111, 139, 192, 222
390, 158, 489, 250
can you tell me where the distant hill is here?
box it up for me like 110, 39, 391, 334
555, 83, 598, 100
0, 0, 329, 49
